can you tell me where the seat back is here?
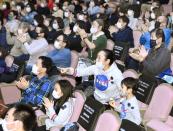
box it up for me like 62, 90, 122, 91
133, 30, 142, 48
106, 39, 114, 51
70, 50, 79, 69
0, 83, 21, 105
170, 53, 173, 73
123, 69, 139, 79
94, 110, 121, 131
165, 116, 173, 128
144, 83, 173, 122
69, 90, 86, 122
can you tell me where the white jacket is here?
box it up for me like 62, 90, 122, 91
76, 63, 124, 104
24, 38, 49, 66
45, 98, 75, 130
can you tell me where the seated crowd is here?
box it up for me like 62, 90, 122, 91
0, 0, 172, 131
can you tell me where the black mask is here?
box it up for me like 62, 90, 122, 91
155, 21, 160, 29
150, 39, 157, 48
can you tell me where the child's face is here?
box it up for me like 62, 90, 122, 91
122, 84, 132, 96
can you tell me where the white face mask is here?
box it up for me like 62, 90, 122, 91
11, 1, 15, 6
44, 20, 49, 27
32, 64, 39, 75
54, 41, 61, 49
55, 0, 60, 3
73, 25, 78, 32
64, 12, 69, 17
53, 7, 58, 11
52, 90, 61, 99
53, 23, 58, 30
40, 3, 45, 8
150, 12, 156, 19
127, 10, 134, 17
26, 7, 31, 12
78, 15, 84, 20
1, 119, 17, 131
90, 26, 98, 34
16, 6, 21, 11
17, 29, 23, 35
95, 61, 104, 70
116, 22, 123, 29
2, 4, 7, 10
62, 6, 67, 10
34, 20, 38, 26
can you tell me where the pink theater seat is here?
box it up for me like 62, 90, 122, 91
50, 90, 86, 131
94, 110, 121, 131
0, 83, 21, 105
133, 30, 142, 48
123, 69, 139, 79
143, 83, 173, 123
146, 118, 173, 131
170, 53, 173, 74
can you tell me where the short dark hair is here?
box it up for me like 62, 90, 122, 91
119, 16, 129, 25
13, 104, 36, 131
121, 77, 138, 95
38, 56, 53, 74
151, 28, 165, 42
102, 49, 115, 65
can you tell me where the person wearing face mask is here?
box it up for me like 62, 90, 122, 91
61, 49, 123, 104
46, 17, 64, 44
1, 2, 11, 20
155, 16, 172, 48
37, 0, 51, 16
21, 4, 37, 24
29, 14, 44, 39
129, 29, 171, 78
109, 16, 134, 48
47, 34, 71, 68
63, 9, 75, 27
0, 104, 36, 131
6, 22, 31, 61
77, 11, 91, 33
16, 56, 53, 106
127, 9, 138, 30
65, 21, 83, 52
24, 27, 49, 74
88, 0, 101, 17
109, 77, 141, 125
79, 19, 107, 61
34, 80, 75, 131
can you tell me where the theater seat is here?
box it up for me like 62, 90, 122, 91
146, 118, 173, 131
0, 83, 21, 105
123, 69, 139, 79
94, 110, 121, 131
143, 83, 173, 123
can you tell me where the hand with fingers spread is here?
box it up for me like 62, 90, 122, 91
16, 77, 29, 90
43, 97, 54, 109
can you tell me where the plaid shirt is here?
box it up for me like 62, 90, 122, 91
21, 76, 51, 106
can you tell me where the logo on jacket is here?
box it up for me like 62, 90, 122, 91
95, 75, 108, 91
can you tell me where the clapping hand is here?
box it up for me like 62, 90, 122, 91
43, 98, 54, 109
60, 67, 75, 75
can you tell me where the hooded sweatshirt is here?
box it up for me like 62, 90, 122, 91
76, 63, 124, 104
